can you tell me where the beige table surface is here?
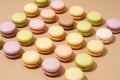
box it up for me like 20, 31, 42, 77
0, 0, 120, 80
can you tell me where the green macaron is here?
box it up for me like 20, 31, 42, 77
87, 11, 102, 26
76, 21, 92, 36
11, 12, 27, 27
16, 30, 34, 46
34, 0, 49, 7
75, 53, 93, 71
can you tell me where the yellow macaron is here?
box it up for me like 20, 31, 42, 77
66, 32, 84, 49
35, 37, 54, 54
86, 40, 104, 56
68, 6, 85, 20
22, 51, 41, 68
48, 25, 65, 41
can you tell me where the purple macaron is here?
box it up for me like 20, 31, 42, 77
42, 58, 61, 77
0, 21, 16, 37
106, 18, 120, 33
3, 41, 22, 59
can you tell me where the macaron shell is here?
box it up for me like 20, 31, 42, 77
22, 51, 41, 68
69, 6, 84, 17
65, 67, 84, 80
87, 11, 102, 22
48, 26, 65, 41
34, 0, 48, 7
16, 30, 33, 45
29, 19, 45, 30
0, 21, 16, 34
66, 33, 84, 49
50, 0, 65, 13
24, 3, 38, 13
55, 45, 73, 62
96, 28, 113, 43
75, 53, 93, 70
35, 37, 54, 54
87, 40, 104, 56
59, 14, 74, 29
11, 12, 27, 24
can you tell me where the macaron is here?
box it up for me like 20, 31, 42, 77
0, 37, 3, 48
66, 33, 84, 49
42, 58, 61, 77
65, 67, 84, 80
48, 25, 65, 41
76, 21, 92, 37
11, 12, 27, 27
24, 3, 39, 17
16, 30, 34, 46
3, 41, 21, 59
86, 40, 104, 57
50, 0, 65, 14
40, 9, 56, 23
106, 18, 120, 33
75, 53, 93, 71
34, 0, 48, 7
22, 51, 41, 68
29, 19, 46, 34
68, 6, 85, 20
35, 37, 54, 54
59, 14, 74, 30
96, 28, 113, 43
0, 21, 16, 38
55, 45, 73, 62
87, 11, 102, 26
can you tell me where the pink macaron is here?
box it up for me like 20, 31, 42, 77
28, 19, 46, 34
3, 41, 22, 59
42, 58, 61, 77
50, 0, 65, 14
0, 21, 16, 38
106, 18, 120, 33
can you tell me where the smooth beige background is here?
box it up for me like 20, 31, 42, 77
0, 0, 120, 80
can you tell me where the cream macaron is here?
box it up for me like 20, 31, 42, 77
66, 33, 84, 49
35, 37, 54, 54
24, 3, 39, 17
86, 40, 104, 56
22, 51, 41, 68
48, 25, 65, 41
96, 28, 113, 43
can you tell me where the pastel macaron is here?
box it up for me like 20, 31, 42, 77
76, 21, 92, 36
3, 41, 21, 59
24, 3, 39, 17
35, 37, 54, 54
48, 25, 65, 41
75, 53, 93, 71
40, 9, 56, 23
11, 12, 27, 27
87, 11, 102, 26
22, 51, 41, 68
42, 58, 61, 77
86, 40, 104, 57
50, 0, 65, 14
68, 6, 85, 20
59, 14, 74, 30
106, 18, 120, 33
55, 45, 73, 62
16, 30, 34, 46
96, 28, 113, 43
66, 33, 84, 49
65, 67, 84, 80
0, 21, 16, 38
29, 19, 46, 34
34, 0, 49, 7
